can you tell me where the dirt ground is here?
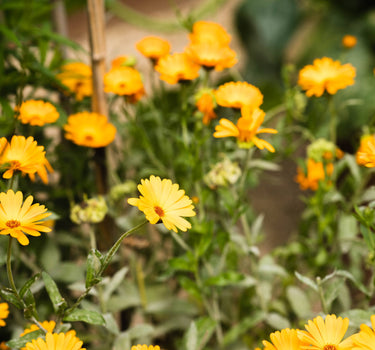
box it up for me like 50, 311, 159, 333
65, 0, 305, 253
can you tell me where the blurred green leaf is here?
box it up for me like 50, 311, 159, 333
286, 286, 312, 319
295, 271, 319, 292
63, 309, 106, 326
42, 271, 67, 313
185, 321, 197, 350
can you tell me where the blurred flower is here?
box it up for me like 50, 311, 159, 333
185, 43, 237, 71
104, 66, 145, 101
189, 21, 231, 46
214, 106, 277, 151
215, 81, 263, 110
307, 138, 338, 162
136, 36, 171, 61
297, 314, 352, 350
263, 328, 302, 350
0, 135, 52, 183
356, 134, 375, 167
295, 158, 334, 191
342, 35, 357, 49
64, 112, 116, 148
204, 156, 241, 189
298, 57, 356, 97
351, 314, 375, 349
0, 301, 9, 327
70, 196, 108, 224
0, 190, 51, 245
131, 346, 160, 350
155, 53, 200, 84
195, 88, 217, 125
56, 62, 92, 101
128, 175, 196, 232
17, 100, 59, 126
111, 55, 136, 68
0, 342, 9, 350
25, 331, 85, 350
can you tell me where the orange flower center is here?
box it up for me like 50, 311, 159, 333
324, 345, 337, 350
154, 206, 164, 217
84, 135, 94, 142
6, 220, 20, 229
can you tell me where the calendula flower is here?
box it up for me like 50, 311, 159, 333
56, 62, 93, 101
0, 342, 9, 350
356, 135, 375, 167
298, 314, 353, 350
189, 21, 231, 46
195, 89, 217, 125
21, 320, 56, 337
0, 190, 51, 245
263, 328, 302, 350
111, 55, 136, 68
17, 100, 59, 126
128, 175, 196, 232
295, 158, 334, 191
214, 106, 277, 151
352, 314, 375, 350
185, 43, 237, 71
0, 301, 9, 327
131, 345, 160, 350
215, 81, 263, 110
64, 112, 116, 148
136, 36, 171, 61
25, 331, 85, 350
155, 53, 200, 84
298, 57, 356, 97
0, 135, 51, 183
342, 35, 357, 49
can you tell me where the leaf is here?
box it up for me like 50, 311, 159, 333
103, 267, 128, 303
295, 271, 318, 292
335, 270, 371, 297
102, 313, 120, 335
63, 309, 106, 326
286, 286, 312, 318
266, 312, 291, 330
185, 321, 197, 350
0, 288, 23, 309
344, 154, 361, 185
42, 271, 67, 313
113, 333, 131, 350
205, 272, 244, 287
7, 330, 44, 348
195, 317, 216, 349
20, 273, 41, 298
86, 249, 103, 288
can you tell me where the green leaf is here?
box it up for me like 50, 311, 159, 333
0, 288, 23, 309
295, 271, 318, 292
113, 333, 131, 350
266, 312, 291, 330
86, 249, 103, 288
20, 273, 41, 298
63, 309, 106, 326
205, 272, 244, 287
185, 321, 197, 350
103, 267, 128, 303
42, 271, 67, 313
7, 330, 44, 348
286, 286, 312, 319
194, 317, 216, 349
335, 270, 371, 297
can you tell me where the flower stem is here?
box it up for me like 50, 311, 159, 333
6, 237, 19, 296
316, 276, 329, 314
328, 95, 337, 145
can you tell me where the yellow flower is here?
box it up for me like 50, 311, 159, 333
215, 81, 263, 110
213, 106, 277, 151
0, 190, 51, 245
298, 57, 356, 97
17, 100, 59, 126
64, 112, 116, 148
0, 302, 9, 327
0, 135, 52, 183
127, 175, 196, 232
352, 315, 375, 350
185, 43, 237, 71
104, 66, 145, 101
298, 314, 353, 350
189, 21, 231, 46
295, 158, 334, 191
195, 89, 217, 125
136, 36, 171, 61
21, 320, 56, 336
356, 135, 375, 167
342, 35, 357, 49
111, 55, 136, 68
155, 53, 200, 84
25, 331, 85, 350
56, 62, 93, 101
131, 345, 160, 350
263, 328, 302, 350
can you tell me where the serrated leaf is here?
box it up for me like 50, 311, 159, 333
63, 309, 106, 326
6, 330, 44, 348
295, 271, 318, 292
42, 271, 67, 313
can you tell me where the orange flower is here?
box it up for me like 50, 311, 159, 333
17, 100, 59, 126
56, 62, 93, 101
295, 158, 334, 191
298, 57, 356, 97
189, 21, 231, 46
104, 66, 145, 101
215, 81, 263, 110
195, 89, 217, 125
352, 314, 375, 350
155, 53, 200, 84
185, 43, 237, 71
214, 106, 277, 151
0, 135, 52, 183
342, 35, 357, 49
64, 112, 116, 148
356, 134, 375, 167
263, 328, 302, 350
136, 36, 171, 61
111, 55, 136, 68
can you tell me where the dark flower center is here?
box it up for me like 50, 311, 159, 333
6, 220, 20, 229
154, 206, 164, 217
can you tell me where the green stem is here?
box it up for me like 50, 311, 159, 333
6, 237, 19, 296
316, 276, 329, 314
328, 95, 337, 145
